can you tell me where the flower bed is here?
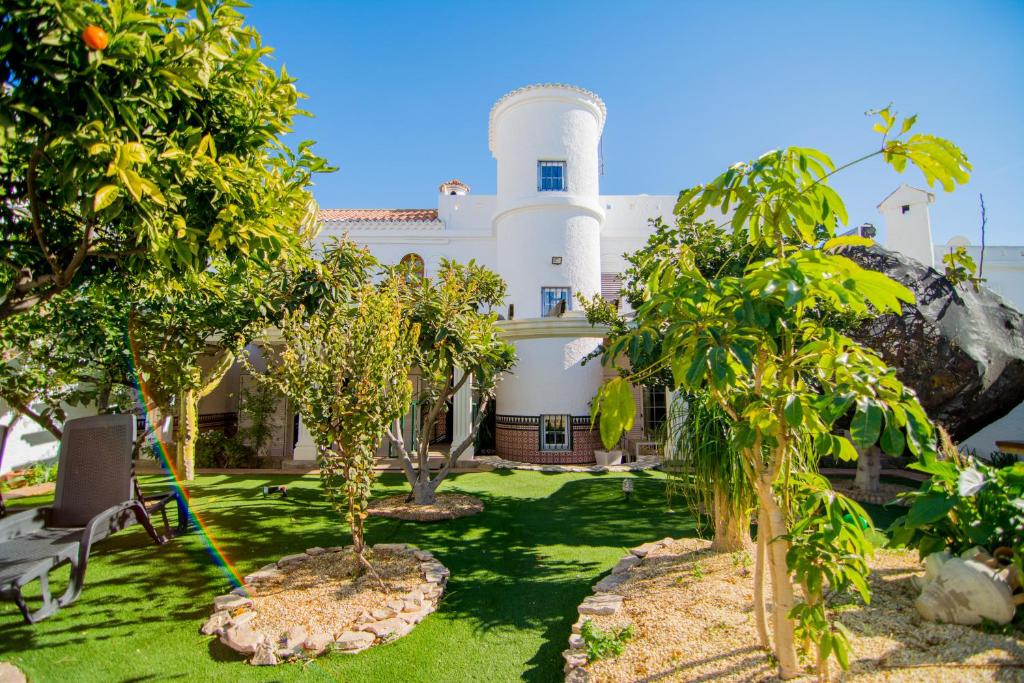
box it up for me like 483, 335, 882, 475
202, 543, 448, 665
564, 538, 1024, 682
367, 493, 483, 521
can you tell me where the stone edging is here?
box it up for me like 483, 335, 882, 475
477, 455, 662, 473
201, 543, 449, 666
563, 537, 674, 682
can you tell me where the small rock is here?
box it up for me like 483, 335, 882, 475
413, 550, 434, 561
421, 561, 450, 577
220, 624, 262, 654
579, 593, 624, 616
0, 663, 26, 683
563, 649, 588, 669
568, 633, 584, 649
417, 582, 442, 598
305, 546, 327, 556
594, 572, 629, 592
374, 543, 412, 552
611, 555, 641, 575
250, 639, 278, 666
282, 625, 308, 652
566, 666, 591, 682
304, 631, 334, 654
230, 586, 249, 597
386, 599, 405, 612
370, 607, 397, 620
354, 609, 372, 624
200, 610, 233, 636
244, 567, 284, 583
230, 610, 257, 628
400, 606, 432, 625
325, 546, 346, 553
336, 630, 376, 651
571, 617, 586, 634
362, 618, 411, 638
213, 594, 252, 612
425, 571, 447, 584
403, 599, 422, 612
630, 541, 663, 558
277, 553, 308, 568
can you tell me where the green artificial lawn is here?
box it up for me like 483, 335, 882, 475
0, 470, 907, 682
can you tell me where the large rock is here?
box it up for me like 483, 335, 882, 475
847, 246, 1024, 442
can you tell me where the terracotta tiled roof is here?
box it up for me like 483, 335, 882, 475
318, 208, 439, 222
439, 179, 469, 192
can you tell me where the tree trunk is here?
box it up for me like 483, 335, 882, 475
853, 444, 881, 493
177, 387, 198, 481
757, 479, 800, 679
710, 483, 752, 552
753, 505, 770, 649
412, 478, 437, 505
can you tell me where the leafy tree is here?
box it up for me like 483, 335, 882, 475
593, 109, 969, 678
250, 241, 417, 573
384, 260, 515, 505
1, 0, 329, 320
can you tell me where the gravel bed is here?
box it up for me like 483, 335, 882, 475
367, 493, 484, 521
569, 538, 1024, 682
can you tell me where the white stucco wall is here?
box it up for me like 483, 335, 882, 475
880, 184, 936, 268
498, 336, 604, 415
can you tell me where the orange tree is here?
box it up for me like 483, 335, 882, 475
593, 109, 969, 679
0, 0, 329, 320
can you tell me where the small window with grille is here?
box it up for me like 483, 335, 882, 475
540, 414, 571, 451
538, 161, 566, 191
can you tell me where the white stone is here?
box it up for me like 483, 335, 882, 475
213, 594, 252, 612
244, 568, 284, 583
0, 663, 26, 683
230, 610, 257, 628
305, 546, 327, 556
568, 633, 584, 649
249, 639, 278, 666
578, 593, 623, 616
277, 553, 308, 568
370, 607, 397, 620
220, 624, 261, 654
362, 618, 412, 638
200, 610, 233, 636
303, 631, 334, 654
336, 630, 375, 651
413, 550, 434, 561
915, 555, 1016, 625
611, 555, 641, 574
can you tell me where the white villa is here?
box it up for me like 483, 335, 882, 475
2, 83, 1022, 471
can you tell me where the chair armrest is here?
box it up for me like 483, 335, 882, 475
79, 500, 148, 552
0, 507, 51, 542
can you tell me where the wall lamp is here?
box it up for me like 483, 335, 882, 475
551, 256, 563, 265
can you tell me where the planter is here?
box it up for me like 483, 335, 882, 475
593, 450, 622, 467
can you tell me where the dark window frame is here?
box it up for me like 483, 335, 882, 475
541, 286, 571, 316
539, 413, 572, 451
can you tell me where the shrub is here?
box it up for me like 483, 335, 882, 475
580, 619, 634, 662
194, 431, 260, 469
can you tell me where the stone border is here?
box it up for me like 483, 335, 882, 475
201, 543, 449, 666
562, 537, 674, 682
367, 493, 484, 521
477, 455, 661, 473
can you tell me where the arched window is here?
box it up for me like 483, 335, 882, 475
400, 253, 425, 279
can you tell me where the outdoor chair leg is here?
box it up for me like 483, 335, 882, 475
13, 570, 62, 624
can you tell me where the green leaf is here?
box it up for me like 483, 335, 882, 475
850, 400, 882, 448
879, 416, 905, 456
906, 491, 958, 527
93, 184, 120, 212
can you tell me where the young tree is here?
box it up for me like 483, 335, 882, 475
593, 110, 970, 678
1, 0, 329, 320
251, 242, 417, 571
384, 260, 515, 505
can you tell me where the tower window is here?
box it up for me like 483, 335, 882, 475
538, 161, 566, 191
541, 287, 571, 316
901, 204, 911, 214
540, 414, 571, 451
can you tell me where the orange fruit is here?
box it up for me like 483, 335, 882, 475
82, 25, 108, 51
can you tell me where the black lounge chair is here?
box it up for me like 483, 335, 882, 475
0, 414, 188, 623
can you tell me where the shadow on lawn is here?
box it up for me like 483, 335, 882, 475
0, 471, 696, 681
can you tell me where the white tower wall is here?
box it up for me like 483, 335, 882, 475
489, 85, 608, 462
880, 184, 936, 268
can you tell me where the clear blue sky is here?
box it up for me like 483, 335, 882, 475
242, 0, 1023, 246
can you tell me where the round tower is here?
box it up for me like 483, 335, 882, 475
489, 84, 607, 463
